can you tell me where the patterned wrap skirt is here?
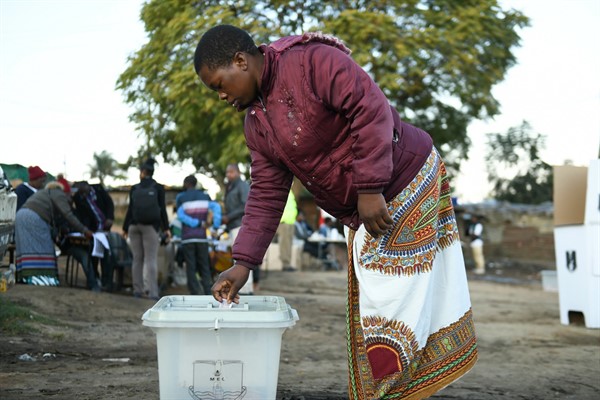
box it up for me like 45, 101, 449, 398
15, 208, 60, 286
346, 148, 477, 399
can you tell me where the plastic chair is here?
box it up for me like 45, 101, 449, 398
62, 236, 91, 287
106, 232, 133, 291
64, 253, 84, 287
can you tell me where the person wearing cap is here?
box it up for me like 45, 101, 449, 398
122, 158, 171, 300
15, 165, 46, 210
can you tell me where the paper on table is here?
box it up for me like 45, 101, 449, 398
309, 232, 326, 241
92, 232, 110, 258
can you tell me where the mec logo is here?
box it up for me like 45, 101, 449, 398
565, 250, 577, 272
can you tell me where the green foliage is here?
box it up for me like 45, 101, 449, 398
88, 150, 127, 186
117, 0, 529, 181
485, 121, 553, 204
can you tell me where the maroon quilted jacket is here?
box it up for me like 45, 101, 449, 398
233, 33, 433, 268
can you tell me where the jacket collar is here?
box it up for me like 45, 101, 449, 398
258, 44, 275, 98
257, 33, 351, 103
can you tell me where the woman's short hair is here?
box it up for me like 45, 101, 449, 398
194, 25, 259, 73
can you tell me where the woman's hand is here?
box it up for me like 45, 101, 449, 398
211, 264, 250, 304
357, 193, 393, 238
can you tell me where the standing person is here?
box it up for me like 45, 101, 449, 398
222, 163, 249, 235
195, 25, 477, 399
122, 158, 170, 300
72, 180, 116, 291
15, 181, 93, 286
277, 190, 298, 272
468, 214, 485, 274
222, 163, 252, 293
15, 166, 46, 210
175, 175, 214, 295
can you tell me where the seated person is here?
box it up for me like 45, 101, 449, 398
294, 211, 320, 259
71, 181, 115, 291
55, 213, 100, 292
319, 216, 336, 237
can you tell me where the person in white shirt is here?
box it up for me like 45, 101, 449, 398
468, 215, 485, 274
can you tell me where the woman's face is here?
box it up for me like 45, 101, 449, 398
199, 52, 259, 112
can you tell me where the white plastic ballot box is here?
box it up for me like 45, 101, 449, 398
142, 295, 299, 400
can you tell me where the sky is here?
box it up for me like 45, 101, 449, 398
1, 0, 599, 202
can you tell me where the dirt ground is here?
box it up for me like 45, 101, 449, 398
1, 260, 599, 400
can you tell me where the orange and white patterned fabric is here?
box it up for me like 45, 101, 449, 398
346, 148, 478, 399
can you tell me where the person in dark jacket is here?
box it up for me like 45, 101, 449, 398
122, 159, 170, 300
72, 181, 116, 291
15, 165, 47, 210
222, 163, 250, 234
222, 163, 253, 294
194, 25, 477, 399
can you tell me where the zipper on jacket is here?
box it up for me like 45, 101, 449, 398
258, 95, 266, 112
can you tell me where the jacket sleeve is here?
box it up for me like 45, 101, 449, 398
305, 44, 394, 192
231, 137, 294, 268
157, 184, 169, 232
209, 201, 222, 229
122, 187, 134, 232
177, 205, 199, 227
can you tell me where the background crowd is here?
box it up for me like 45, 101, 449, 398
5, 160, 344, 299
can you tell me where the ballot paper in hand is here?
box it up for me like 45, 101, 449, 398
92, 232, 110, 258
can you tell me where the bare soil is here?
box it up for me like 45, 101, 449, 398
1, 261, 599, 400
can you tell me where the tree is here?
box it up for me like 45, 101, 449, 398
88, 150, 127, 186
485, 121, 553, 204
117, 0, 529, 182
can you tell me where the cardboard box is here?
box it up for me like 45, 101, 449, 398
584, 159, 600, 225
553, 165, 588, 226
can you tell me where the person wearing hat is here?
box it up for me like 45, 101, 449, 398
122, 158, 171, 300
55, 174, 71, 196
15, 165, 46, 210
